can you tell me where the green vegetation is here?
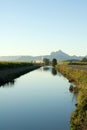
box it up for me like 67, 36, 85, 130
43, 58, 50, 65
60, 61, 87, 65
59, 61, 69, 65
43, 58, 58, 66
52, 58, 57, 67
0, 61, 41, 86
0, 61, 33, 69
56, 65, 87, 130
69, 62, 87, 65
81, 57, 87, 62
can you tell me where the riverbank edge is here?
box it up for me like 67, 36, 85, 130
0, 65, 41, 86
56, 65, 87, 130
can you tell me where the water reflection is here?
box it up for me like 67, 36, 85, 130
51, 68, 57, 76
0, 80, 15, 87
69, 84, 78, 94
42, 66, 62, 77
43, 66, 50, 71
42, 66, 57, 76
0, 66, 76, 130
69, 84, 78, 103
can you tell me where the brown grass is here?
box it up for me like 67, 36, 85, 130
56, 65, 87, 130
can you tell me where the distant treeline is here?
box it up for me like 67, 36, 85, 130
69, 57, 87, 65
69, 62, 87, 65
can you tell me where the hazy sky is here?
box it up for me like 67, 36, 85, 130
0, 0, 87, 56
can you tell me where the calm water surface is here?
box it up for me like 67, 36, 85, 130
0, 67, 76, 130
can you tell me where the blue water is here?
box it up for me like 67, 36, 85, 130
0, 67, 76, 130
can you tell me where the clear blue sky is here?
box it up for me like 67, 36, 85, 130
0, 0, 87, 56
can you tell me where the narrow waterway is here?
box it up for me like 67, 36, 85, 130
0, 66, 76, 130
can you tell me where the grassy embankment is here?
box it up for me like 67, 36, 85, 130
56, 63, 87, 130
0, 61, 41, 86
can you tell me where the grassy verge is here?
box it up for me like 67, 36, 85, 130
0, 62, 41, 86
56, 65, 87, 130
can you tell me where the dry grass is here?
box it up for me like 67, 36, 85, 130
56, 65, 87, 130
69, 65, 87, 71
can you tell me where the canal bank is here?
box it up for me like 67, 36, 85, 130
0, 63, 41, 86
56, 65, 87, 130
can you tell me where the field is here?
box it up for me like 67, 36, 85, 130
69, 65, 87, 72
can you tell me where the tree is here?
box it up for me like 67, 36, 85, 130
52, 58, 57, 67
81, 57, 87, 62
43, 58, 50, 65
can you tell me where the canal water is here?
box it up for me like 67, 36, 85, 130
0, 66, 76, 130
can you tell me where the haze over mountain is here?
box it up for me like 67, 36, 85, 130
0, 50, 84, 62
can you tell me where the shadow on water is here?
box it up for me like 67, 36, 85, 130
0, 66, 41, 87
0, 66, 59, 87
51, 68, 57, 76
43, 66, 57, 76
42, 66, 65, 77
69, 83, 78, 106
43, 66, 50, 71
0, 80, 16, 87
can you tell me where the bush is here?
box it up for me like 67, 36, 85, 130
52, 58, 57, 67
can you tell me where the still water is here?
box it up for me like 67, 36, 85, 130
0, 67, 76, 130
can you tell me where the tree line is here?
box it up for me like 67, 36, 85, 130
81, 57, 87, 62
43, 58, 57, 66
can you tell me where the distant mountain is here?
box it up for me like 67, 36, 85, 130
49, 50, 83, 61
0, 50, 84, 62
0, 56, 20, 61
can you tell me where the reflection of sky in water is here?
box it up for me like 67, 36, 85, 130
0, 67, 76, 130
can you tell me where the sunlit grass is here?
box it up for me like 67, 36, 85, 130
56, 65, 87, 130
0, 61, 33, 69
